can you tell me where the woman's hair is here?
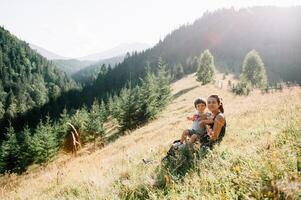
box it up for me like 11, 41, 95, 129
208, 95, 224, 113
194, 97, 207, 108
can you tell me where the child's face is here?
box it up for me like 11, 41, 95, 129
195, 103, 206, 113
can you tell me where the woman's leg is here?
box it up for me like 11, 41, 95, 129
180, 129, 190, 143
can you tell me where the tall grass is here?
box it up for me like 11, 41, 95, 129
1, 73, 300, 200
107, 91, 301, 199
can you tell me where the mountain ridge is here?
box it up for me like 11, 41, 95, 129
77, 42, 151, 61
29, 43, 69, 60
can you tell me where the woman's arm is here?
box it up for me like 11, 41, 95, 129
200, 118, 214, 124
207, 115, 225, 140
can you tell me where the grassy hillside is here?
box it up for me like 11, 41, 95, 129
0, 72, 300, 199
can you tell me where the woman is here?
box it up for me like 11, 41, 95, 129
164, 95, 226, 161
199, 94, 226, 148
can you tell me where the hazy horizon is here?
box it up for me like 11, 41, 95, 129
1, 0, 300, 58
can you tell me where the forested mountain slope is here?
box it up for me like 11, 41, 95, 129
0, 27, 78, 136
84, 6, 301, 105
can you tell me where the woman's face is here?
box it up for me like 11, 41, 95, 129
207, 97, 219, 112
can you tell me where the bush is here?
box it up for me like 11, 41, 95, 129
232, 81, 251, 95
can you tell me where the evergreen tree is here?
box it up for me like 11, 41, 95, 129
107, 94, 115, 116
17, 126, 34, 172
155, 58, 172, 110
0, 126, 22, 173
114, 83, 140, 131
31, 118, 58, 164
72, 106, 89, 134
99, 100, 108, 123
191, 56, 199, 73
108, 93, 120, 120
137, 66, 158, 121
86, 100, 106, 143
57, 108, 70, 145
173, 63, 184, 80
111, 60, 172, 132
196, 49, 215, 85
241, 50, 267, 88
100, 64, 107, 75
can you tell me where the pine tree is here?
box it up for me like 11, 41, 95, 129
107, 94, 115, 116
0, 82, 6, 119
196, 49, 215, 85
72, 106, 89, 134
5, 90, 17, 119
0, 126, 22, 173
108, 93, 120, 120
241, 50, 267, 88
99, 100, 108, 123
100, 64, 107, 75
17, 126, 34, 172
173, 63, 184, 80
115, 83, 140, 131
86, 100, 106, 144
155, 58, 172, 110
138, 66, 158, 121
191, 56, 199, 73
31, 118, 58, 164
57, 108, 70, 145
109, 59, 171, 132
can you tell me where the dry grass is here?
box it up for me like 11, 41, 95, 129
0, 72, 300, 199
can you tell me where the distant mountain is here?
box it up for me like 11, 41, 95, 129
78, 42, 151, 61
72, 55, 124, 84
52, 59, 95, 75
49, 43, 150, 75
29, 43, 68, 60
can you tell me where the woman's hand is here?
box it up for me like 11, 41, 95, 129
206, 126, 212, 134
209, 131, 214, 140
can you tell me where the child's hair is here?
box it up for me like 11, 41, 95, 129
194, 97, 207, 108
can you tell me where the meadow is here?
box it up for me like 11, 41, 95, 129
1, 72, 300, 199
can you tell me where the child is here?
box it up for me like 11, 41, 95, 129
180, 97, 212, 144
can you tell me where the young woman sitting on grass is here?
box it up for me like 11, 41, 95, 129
197, 94, 226, 148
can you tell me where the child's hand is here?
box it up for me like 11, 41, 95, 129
193, 114, 199, 121
187, 116, 193, 121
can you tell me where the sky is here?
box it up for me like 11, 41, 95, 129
0, 0, 300, 58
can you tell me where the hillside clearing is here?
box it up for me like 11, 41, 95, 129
1, 72, 300, 199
